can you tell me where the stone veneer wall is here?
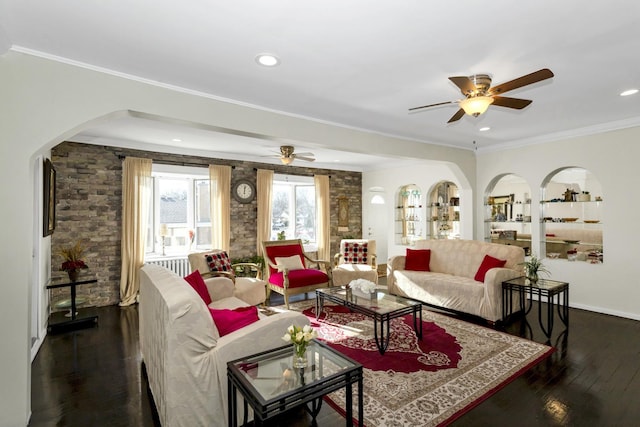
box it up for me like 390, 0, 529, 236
51, 141, 362, 307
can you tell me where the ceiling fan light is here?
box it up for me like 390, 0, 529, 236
281, 156, 294, 165
460, 96, 494, 117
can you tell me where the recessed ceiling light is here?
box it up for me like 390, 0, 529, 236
620, 89, 638, 97
479, 127, 491, 132
255, 53, 280, 67
171, 138, 182, 142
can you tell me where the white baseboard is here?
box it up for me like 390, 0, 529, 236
569, 302, 640, 322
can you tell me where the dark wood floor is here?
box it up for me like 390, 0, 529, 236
30, 290, 640, 426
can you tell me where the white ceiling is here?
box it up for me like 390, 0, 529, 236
1, 1, 639, 170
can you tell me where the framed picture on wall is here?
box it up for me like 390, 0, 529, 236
43, 158, 56, 236
338, 196, 349, 228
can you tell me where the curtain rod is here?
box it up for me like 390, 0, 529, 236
117, 156, 331, 176
117, 155, 235, 169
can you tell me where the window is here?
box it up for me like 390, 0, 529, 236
147, 165, 211, 256
271, 175, 316, 245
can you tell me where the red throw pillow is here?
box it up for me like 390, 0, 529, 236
184, 270, 212, 305
474, 255, 507, 282
405, 249, 431, 271
209, 306, 259, 337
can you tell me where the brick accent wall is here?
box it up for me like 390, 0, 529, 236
51, 141, 362, 307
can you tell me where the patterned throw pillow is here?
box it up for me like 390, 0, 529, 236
204, 251, 232, 272
342, 242, 368, 264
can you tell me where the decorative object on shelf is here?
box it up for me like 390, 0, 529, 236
567, 249, 578, 261
282, 324, 316, 369
519, 254, 549, 284
58, 240, 88, 282
577, 191, 591, 202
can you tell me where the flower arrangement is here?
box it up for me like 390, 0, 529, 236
348, 278, 377, 294
282, 324, 316, 364
58, 240, 88, 271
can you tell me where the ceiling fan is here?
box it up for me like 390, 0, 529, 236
268, 145, 316, 165
409, 68, 554, 123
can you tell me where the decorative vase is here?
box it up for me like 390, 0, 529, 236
67, 269, 79, 282
292, 343, 308, 368
526, 271, 538, 284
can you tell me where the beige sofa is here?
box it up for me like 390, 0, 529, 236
139, 264, 309, 427
388, 239, 524, 323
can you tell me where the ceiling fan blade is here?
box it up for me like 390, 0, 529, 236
408, 100, 456, 112
489, 68, 554, 95
449, 76, 478, 96
447, 108, 466, 123
293, 152, 314, 157
294, 155, 315, 162
491, 96, 533, 109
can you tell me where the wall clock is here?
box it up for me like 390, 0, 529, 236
232, 179, 256, 204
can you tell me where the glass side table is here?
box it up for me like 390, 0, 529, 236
227, 340, 363, 426
502, 276, 569, 340
46, 274, 99, 334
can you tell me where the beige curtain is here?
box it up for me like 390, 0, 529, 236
209, 165, 231, 251
119, 157, 152, 306
256, 169, 273, 257
314, 175, 331, 262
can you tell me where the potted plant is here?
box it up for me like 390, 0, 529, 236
519, 254, 549, 284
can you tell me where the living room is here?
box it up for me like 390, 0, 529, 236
3, 2, 640, 426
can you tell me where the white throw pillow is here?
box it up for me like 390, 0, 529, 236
275, 255, 304, 272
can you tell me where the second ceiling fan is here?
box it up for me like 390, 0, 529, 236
409, 68, 554, 123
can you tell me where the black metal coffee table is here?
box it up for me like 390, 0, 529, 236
227, 340, 363, 426
316, 287, 423, 355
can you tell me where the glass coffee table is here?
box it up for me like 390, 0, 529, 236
227, 340, 363, 426
316, 287, 423, 355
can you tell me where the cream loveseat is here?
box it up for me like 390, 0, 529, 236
388, 239, 524, 323
139, 264, 309, 427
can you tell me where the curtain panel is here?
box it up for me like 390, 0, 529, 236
256, 169, 273, 258
314, 175, 331, 262
119, 157, 152, 306
209, 165, 231, 251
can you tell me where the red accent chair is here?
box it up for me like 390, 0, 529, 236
262, 239, 333, 308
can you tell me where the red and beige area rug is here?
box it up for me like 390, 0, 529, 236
282, 300, 553, 426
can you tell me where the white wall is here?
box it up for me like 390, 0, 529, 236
477, 127, 640, 320
0, 50, 474, 426
363, 160, 475, 263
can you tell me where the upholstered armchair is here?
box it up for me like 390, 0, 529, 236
332, 239, 379, 287
188, 250, 266, 306
262, 239, 333, 308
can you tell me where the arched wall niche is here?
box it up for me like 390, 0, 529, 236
484, 173, 532, 254
395, 184, 423, 245
427, 180, 460, 239
540, 166, 603, 262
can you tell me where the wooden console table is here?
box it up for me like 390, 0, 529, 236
47, 276, 99, 334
